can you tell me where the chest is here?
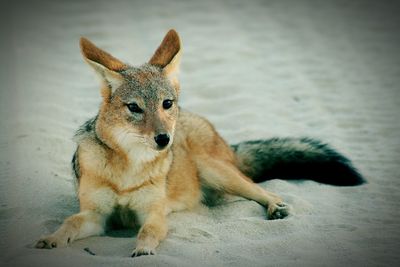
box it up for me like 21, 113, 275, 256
78, 138, 171, 218
85, 180, 166, 225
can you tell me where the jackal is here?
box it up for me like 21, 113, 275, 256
35, 29, 364, 256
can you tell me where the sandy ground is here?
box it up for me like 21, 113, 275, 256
1, 0, 400, 266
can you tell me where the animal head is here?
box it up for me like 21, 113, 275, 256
80, 30, 181, 152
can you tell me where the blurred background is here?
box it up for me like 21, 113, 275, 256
1, 0, 400, 266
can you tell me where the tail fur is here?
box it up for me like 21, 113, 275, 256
231, 138, 365, 186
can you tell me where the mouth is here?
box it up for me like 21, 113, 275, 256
154, 140, 172, 151
155, 145, 169, 151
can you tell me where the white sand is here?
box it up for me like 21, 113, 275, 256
1, 0, 400, 266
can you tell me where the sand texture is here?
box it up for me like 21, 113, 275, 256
1, 0, 400, 266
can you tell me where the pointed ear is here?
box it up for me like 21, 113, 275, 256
80, 37, 127, 91
149, 29, 182, 80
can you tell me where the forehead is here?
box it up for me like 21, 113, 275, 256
115, 64, 176, 102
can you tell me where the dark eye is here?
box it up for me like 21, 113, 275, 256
163, 100, 173, 109
127, 103, 143, 114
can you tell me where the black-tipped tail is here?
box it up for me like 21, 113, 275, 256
231, 138, 365, 186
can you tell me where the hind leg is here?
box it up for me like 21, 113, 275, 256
197, 158, 289, 219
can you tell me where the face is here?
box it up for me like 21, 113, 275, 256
100, 64, 179, 151
81, 30, 182, 152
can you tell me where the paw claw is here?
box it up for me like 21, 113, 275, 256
35, 235, 67, 249
267, 202, 289, 220
131, 248, 155, 257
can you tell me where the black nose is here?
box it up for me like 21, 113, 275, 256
154, 134, 170, 148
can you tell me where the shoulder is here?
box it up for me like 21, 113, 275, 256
73, 116, 98, 143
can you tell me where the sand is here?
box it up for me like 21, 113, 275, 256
1, 0, 400, 266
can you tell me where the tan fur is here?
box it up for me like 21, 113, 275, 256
80, 37, 127, 71
131, 70, 153, 85
35, 29, 289, 256
149, 29, 181, 68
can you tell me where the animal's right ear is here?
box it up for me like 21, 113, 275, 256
149, 29, 182, 91
80, 37, 127, 93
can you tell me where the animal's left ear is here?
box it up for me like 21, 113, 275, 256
149, 29, 182, 89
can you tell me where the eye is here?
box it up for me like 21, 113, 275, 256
163, 99, 173, 110
127, 103, 143, 114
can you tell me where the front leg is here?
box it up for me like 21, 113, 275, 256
131, 203, 168, 257
35, 210, 106, 249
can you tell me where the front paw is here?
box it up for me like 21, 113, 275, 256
35, 235, 69, 249
267, 202, 289, 220
131, 247, 155, 257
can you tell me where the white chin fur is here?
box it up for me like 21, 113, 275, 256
111, 127, 159, 164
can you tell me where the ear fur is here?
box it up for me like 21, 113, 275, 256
149, 29, 182, 80
80, 37, 127, 92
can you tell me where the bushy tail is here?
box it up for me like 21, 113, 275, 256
231, 138, 365, 186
